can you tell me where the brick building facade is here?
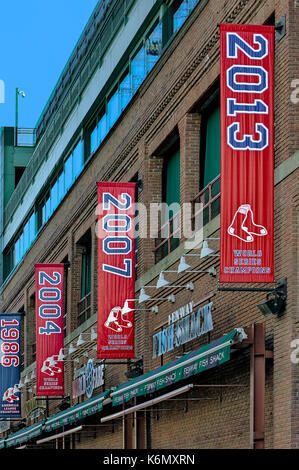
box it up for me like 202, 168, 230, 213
0, 0, 298, 449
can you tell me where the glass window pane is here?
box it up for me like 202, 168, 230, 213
120, 73, 132, 111
64, 153, 73, 192
42, 203, 46, 225
90, 124, 98, 154
145, 22, 162, 74
85, 250, 91, 295
51, 180, 58, 212
73, 141, 83, 179
81, 254, 87, 299
203, 105, 220, 187
107, 90, 120, 129
131, 46, 146, 92
45, 196, 51, 221
164, 148, 180, 222
190, 0, 200, 9
15, 239, 20, 264
173, 0, 189, 33
58, 172, 64, 202
98, 114, 107, 142
29, 213, 35, 244
24, 221, 30, 252
19, 233, 24, 258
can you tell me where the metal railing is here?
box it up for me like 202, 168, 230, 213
15, 128, 36, 147
153, 211, 181, 264
191, 174, 220, 230
153, 175, 221, 263
77, 292, 91, 327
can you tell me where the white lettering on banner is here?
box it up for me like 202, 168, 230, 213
209, 351, 225, 365
102, 192, 133, 278
226, 32, 270, 152
38, 271, 62, 336
152, 302, 214, 358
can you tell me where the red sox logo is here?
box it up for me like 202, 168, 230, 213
41, 355, 63, 376
104, 306, 132, 332
3, 387, 19, 403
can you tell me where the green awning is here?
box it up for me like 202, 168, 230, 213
0, 439, 5, 449
111, 328, 247, 407
5, 420, 45, 448
44, 390, 110, 432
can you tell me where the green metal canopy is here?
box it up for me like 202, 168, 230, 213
44, 389, 110, 432
5, 420, 45, 448
0, 439, 6, 449
111, 328, 247, 407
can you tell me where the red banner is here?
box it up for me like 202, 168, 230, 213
220, 24, 274, 283
35, 264, 64, 396
97, 182, 136, 359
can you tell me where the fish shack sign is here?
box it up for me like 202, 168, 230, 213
152, 301, 214, 358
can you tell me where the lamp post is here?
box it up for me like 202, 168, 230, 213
15, 87, 25, 145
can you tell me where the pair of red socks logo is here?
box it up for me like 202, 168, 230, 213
41, 356, 62, 376
104, 307, 132, 332
3, 388, 19, 403
228, 204, 267, 242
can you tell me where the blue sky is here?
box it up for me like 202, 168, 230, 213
0, 0, 99, 129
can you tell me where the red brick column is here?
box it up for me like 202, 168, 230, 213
137, 146, 164, 276
178, 112, 201, 241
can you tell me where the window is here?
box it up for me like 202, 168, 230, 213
193, 99, 221, 227
64, 153, 73, 191
14, 166, 26, 189
107, 87, 120, 130
45, 195, 51, 222
23, 221, 29, 253
98, 113, 107, 143
145, 22, 162, 74
3, 247, 15, 281
73, 141, 83, 179
154, 141, 181, 262
51, 180, 58, 212
81, 244, 91, 299
89, 110, 107, 156
120, 71, 132, 111
88, 19, 163, 158
3, 144, 83, 283
78, 231, 92, 326
164, 147, 181, 219
29, 212, 35, 245
15, 238, 21, 265
58, 171, 64, 203
11, 210, 36, 271
90, 123, 98, 154
131, 46, 146, 92
200, 102, 220, 188
19, 233, 24, 260
173, 0, 201, 33
173, 0, 189, 32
